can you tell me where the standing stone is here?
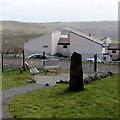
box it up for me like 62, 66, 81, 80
69, 52, 84, 91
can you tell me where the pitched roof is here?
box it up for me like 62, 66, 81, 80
65, 27, 103, 45
108, 43, 120, 50
58, 38, 70, 45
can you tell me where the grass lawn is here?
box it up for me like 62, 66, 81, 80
2, 68, 47, 90
2, 70, 30, 90
8, 75, 119, 118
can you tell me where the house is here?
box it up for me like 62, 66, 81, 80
24, 28, 111, 60
66, 28, 111, 60
107, 43, 120, 61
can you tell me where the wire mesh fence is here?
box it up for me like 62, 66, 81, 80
1, 51, 119, 74
1, 52, 23, 72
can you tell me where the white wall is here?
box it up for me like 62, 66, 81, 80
102, 47, 106, 54
24, 33, 52, 57
107, 49, 120, 60
52, 31, 61, 55
61, 34, 68, 38
102, 37, 111, 46
70, 33, 103, 59
57, 45, 70, 56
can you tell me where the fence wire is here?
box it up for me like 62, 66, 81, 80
1, 53, 23, 72
1, 51, 119, 74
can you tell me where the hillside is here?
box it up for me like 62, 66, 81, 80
1, 20, 118, 53
1, 20, 118, 39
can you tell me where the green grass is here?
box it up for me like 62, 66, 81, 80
9, 75, 119, 118
2, 70, 30, 90
2, 68, 48, 90
0, 71, 2, 90
111, 39, 120, 43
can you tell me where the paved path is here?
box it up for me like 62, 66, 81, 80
2, 73, 88, 119
2, 83, 45, 119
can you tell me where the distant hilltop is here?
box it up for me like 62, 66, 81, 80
1, 20, 117, 40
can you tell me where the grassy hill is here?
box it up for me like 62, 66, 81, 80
2, 20, 118, 39
1, 20, 118, 53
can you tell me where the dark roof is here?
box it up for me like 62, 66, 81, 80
58, 38, 70, 45
65, 28, 103, 45
108, 43, 120, 50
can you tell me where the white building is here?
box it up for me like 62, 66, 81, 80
107, 43, 120, 61
24, 31, 61, 57
24, 28, 111, 59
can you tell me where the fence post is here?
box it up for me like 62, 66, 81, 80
22, 50, 25, 68
94, 54, 97, 75
1, 52, 3, 72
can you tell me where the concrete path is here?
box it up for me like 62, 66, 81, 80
2, 83, 45, 119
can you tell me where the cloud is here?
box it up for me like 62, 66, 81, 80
1, 0, 119, 22
1, 0, 119, 8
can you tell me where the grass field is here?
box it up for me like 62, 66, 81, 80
8, 75, 119, 118
2, 70, 30, 90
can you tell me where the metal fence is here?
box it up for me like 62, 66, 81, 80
1, 52, 23, 72
1, 51, 119, 74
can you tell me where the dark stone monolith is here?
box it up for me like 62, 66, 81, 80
69, 52, 84, 91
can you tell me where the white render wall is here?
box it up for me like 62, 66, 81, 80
57, 45, 70, 56
70, 33, 103, 59
107, 50, 120, 60
24, 33, 52, 57
52, 31, 61, 55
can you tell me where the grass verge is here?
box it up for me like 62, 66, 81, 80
8, 75, 119, 118
2, 70, 30, 90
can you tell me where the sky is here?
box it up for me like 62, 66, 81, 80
0, 0, 119, 23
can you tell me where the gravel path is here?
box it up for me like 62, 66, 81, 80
35, 73, 69, 85
35, 73, 88, 85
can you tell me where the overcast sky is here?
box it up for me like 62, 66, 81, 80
0, 0, 119, 23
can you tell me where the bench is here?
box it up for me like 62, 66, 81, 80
25, 62, 39, 82
41, 59, 61, 74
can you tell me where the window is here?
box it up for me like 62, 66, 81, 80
43, 46, 48, 48
112, 50, 116, 53
63, 45, 67, 48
